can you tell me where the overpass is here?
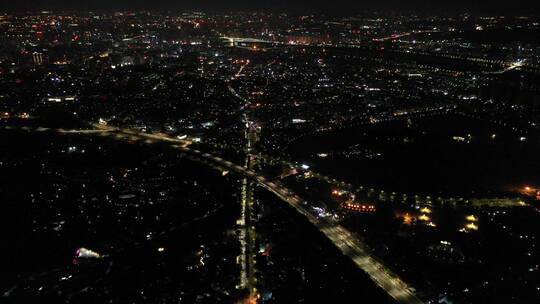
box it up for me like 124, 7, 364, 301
3, 124, 423, 304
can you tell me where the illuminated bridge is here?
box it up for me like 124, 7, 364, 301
220, 36, 282, 48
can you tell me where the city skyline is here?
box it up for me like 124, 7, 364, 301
2, 0, 540, 14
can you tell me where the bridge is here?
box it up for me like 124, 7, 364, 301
221, 36, 282, 48
3, 124, 423, 304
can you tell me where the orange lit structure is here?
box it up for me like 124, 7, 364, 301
342, 201, 376, 213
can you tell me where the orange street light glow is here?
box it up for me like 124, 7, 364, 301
403, 213, 413, 225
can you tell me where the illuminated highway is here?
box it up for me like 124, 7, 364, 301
237, 112, 258, 295
187, 150, 423, 304
3, 124, 423, 304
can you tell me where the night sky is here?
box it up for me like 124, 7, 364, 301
1, 0, 540, 14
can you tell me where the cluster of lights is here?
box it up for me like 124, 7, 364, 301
521, 186, 540, 200
332, 189, 345, 196
460, 214, 479, 233
400, 207, 436, 227
418, 207, 437, 227
342, 201, 376, 213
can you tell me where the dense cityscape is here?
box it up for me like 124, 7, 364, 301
1, 4, 540, 304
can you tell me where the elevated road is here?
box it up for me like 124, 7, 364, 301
181, 148, 423, 304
